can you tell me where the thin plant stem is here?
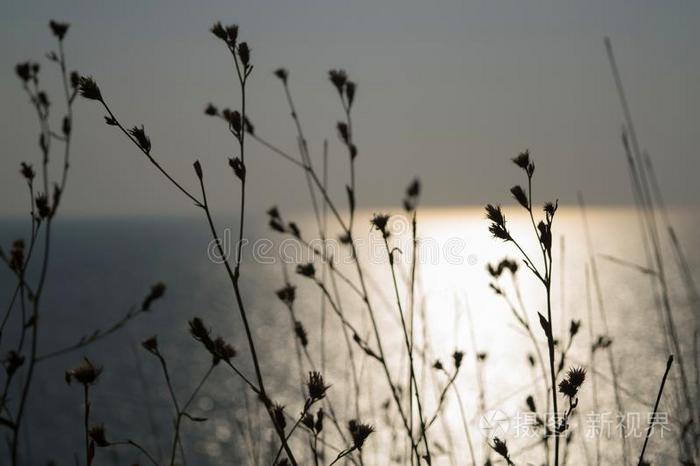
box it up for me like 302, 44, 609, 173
638, 355, 674, 465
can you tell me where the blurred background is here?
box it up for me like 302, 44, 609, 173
1, 1, 698, 465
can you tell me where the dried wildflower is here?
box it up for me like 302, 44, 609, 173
204, 103, 218, 116
274, 68, 288, 83
276, 284, 296, 306
3, 351, 25, 376
104, 116, 117, 126
9, 240, 25, 272
244, 116, 255, 134
15, 62, 33, 82
370, 213, 391, 238
302, 412, 315, 430
267, 206, 281, 219
306, 371, 330, 401
288, 222, 301, 239
35, 194, 51, 219
193, 160, 203, 180
592, 335, 612, 352
128, 125, 151, 154
49, 20, 70, 40
559, 367, 586, 398
537, 221, 552, 252
525, 395, 536, 413
65, 358, 102, 386
62, 116, 71, 136
337, 122, 349, 145
452, 350, 464, 369
544, 201, 558, 218
345, 81, 356, 107
511, 185, 529, 209
558, 379, 576, 398
432, 360, 444, 371
486, 204, 510, 241
213, 337, 237, 363
315, 408, 324, 433
210, 22, 228, 41
569, 320, 581, 338
37, 92, 50, 108
70, 71, 80, 89
142, 282, 166, 311
189, 317, 213, 347
566, 367, 586, 388
273, 404, 286, 430
237, 42, 251, 67
225, 25, 239, 44
296, 263, 316, 279
328, 69, 347, 94
224, 109, 242, 134
403, 178, 421, 212
492, 437, 511, 463
294, 321, 308, 347
512, 150, 534, 176
89, 424, 109, 447
141, 336, 159, 354
229, 157, 246, 181
78, 76, 102, 101
348, 420, 374, 450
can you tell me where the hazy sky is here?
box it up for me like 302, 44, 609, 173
1, 0, 698, 217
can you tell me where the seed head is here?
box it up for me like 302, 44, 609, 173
510, 185, 529, 209
141, 336, 159, 354
294, 321, 308, 347
210, 22, 228, 41
492, 437, 510, 461
237, 42, 251, 67
49, 20, 70, 41
78, 76, 102, 101
142, 282, 166, 311
273, 404, 286, 430
485, 204, 510, 241
370, 213, 391, 238
512, 150, 534, 176
328, 69, 348, 94
3, 351, 25, 376
302, 412, 315, 430
452, 350, 464, 369
306, 371, 330, 401
348, 420, 374, 450
9, 240, 25, 272
296, 263, 316, 279
345, 81, 356, 107
274, 68, 288, 83
35, 194, 51, 219
65, 358, 102, 386
276, 284, 296, 306
89, 424, 109, 447
337, 122, 350, 145
403, 178, 421, 212
229, 157, 246, 181
204, 103, 218, 116
128, 125, 151, 154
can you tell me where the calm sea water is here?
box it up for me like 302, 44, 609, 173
0, 207, 697, 465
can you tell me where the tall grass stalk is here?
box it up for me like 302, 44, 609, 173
605, 38, 697, 457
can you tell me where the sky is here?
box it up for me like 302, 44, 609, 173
1, 0, 699, 217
